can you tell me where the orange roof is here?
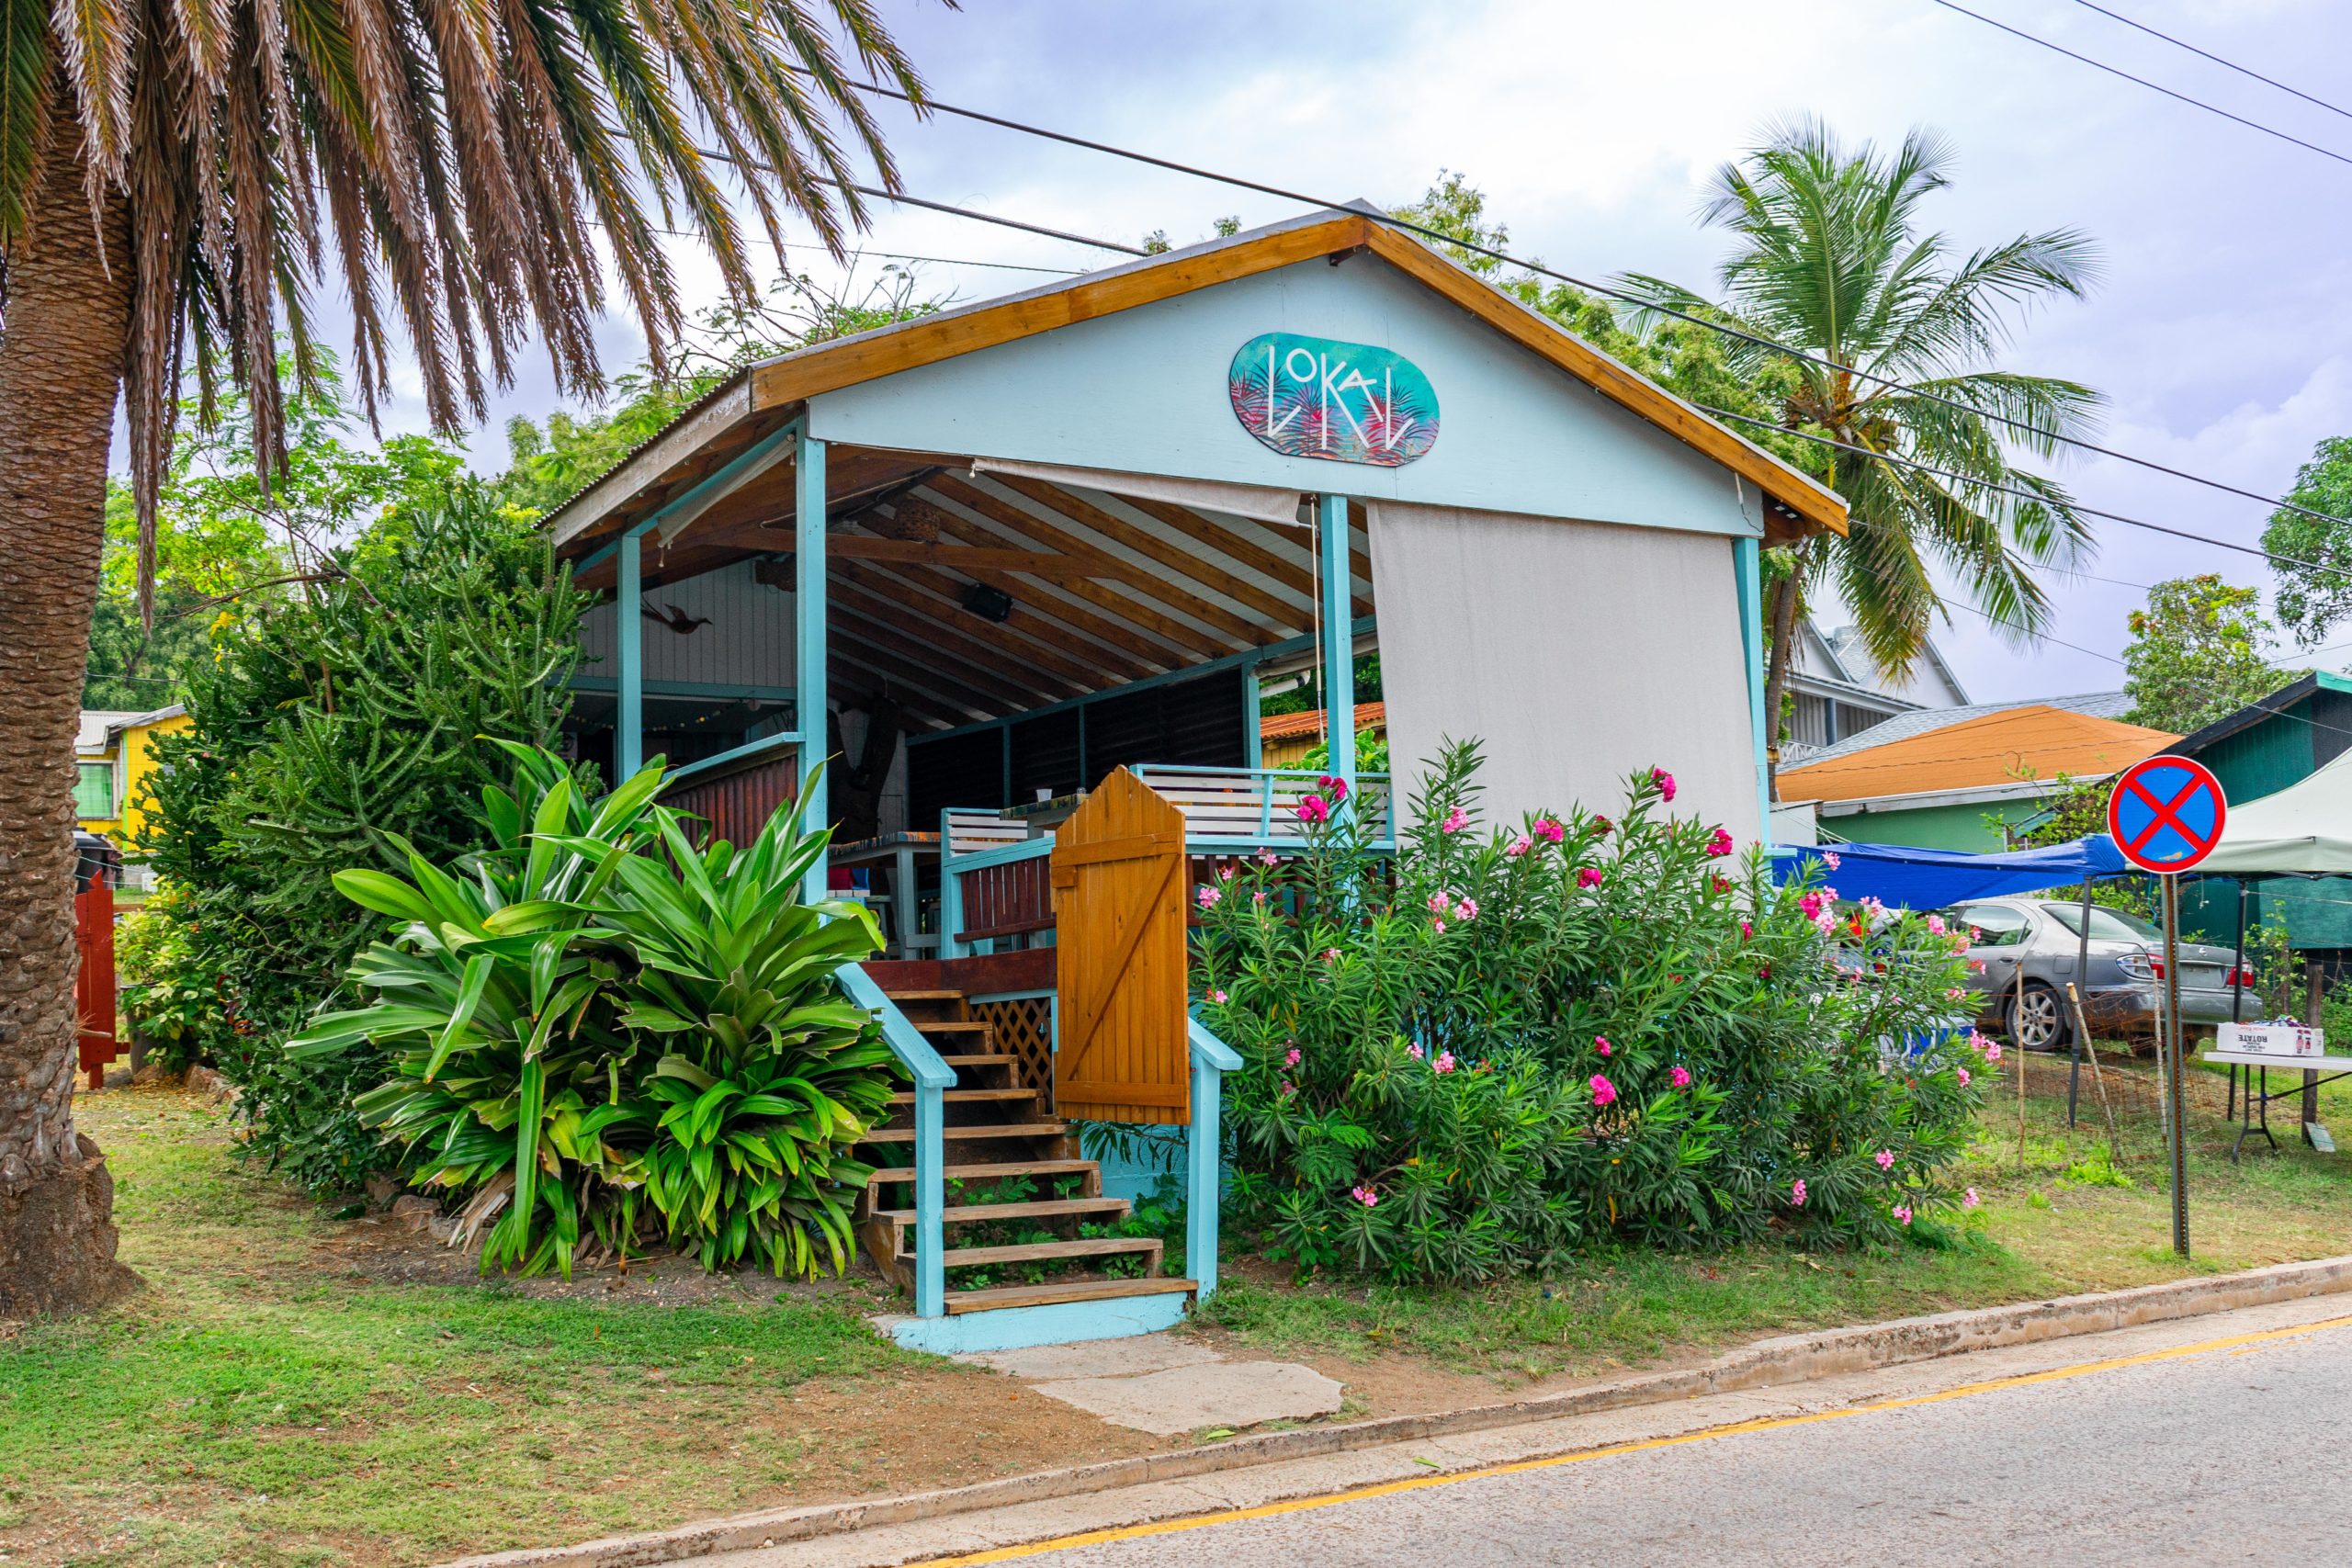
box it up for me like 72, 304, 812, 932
1261, 701, 1385, 744
1780, 705, 2179, 805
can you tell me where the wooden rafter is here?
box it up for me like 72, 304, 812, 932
823, 534, 1127, 581
830, 638, 1000, 721
1114, 495, 1374, 620
830, 555, 1157, 688
829, 578, 1091, 704
987, 476, 1307, 637
831, 598, 1072, 711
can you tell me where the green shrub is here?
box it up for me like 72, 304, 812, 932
1195, 742, 1984, 1283
291, 748, 901, 1279
140, 484, 584, 1190
116, 881, 215, 1075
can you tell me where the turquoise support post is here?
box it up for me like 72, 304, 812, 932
1186, 1017, 1240, 1298
1735, 536, 1771, 840
1241, 656, 1262, 769
1317, 494, 1355, 815
938, 816, 964, 961
797, 430, 829, 903
616, 528, 643, 778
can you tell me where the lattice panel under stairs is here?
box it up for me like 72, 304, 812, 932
972, 996, 1055, 1105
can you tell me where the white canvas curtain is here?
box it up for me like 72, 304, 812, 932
968, 457, 1306, 528
1368, 502, 1762, 846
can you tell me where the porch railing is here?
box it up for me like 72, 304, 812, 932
1187, 1015, 1240, 1299
1127, 764, 1396, 851
836, 962, 953, 1319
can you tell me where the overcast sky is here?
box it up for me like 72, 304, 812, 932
373, 0, 2352, 703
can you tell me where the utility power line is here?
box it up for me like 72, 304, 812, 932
2066, 0, 2352, 124
799, 69, 2352, 530
1931, 0, 2352, 170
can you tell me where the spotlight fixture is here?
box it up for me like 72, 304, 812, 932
963, 583, 1014, 623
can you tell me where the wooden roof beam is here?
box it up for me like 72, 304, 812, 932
830, 556, 1158, 688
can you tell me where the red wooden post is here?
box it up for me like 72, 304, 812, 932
74, 881, 118, 1089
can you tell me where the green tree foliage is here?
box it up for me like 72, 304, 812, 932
497, 272, 944, 519
1196, 746, 1983, 1282
85, 367, 468, 708
140, 487, 586, 1190
1616, 121, 2103, 788
2261, 435, 2352, 648
290, 747, 899, 1279
2122, 575, 2301, 735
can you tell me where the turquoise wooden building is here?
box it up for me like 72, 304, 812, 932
541, 206, 1848, 1351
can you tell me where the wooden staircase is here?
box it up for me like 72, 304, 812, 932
856, 987, 1196, 1314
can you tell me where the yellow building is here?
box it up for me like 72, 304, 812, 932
76, 705, 188, 866
1259, 701, 1385, 770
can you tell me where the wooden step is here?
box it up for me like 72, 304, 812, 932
865, 1157, 1096, 1188
863, 1120, 1066, 1145
880, 989, 963, 1003
887, 1089, 1036, 1106
923, 1235, 1162, 1269
875, 1197, 1130, 1228
913, 1020, 994, 1035
945, 1277, 1196, 1315
936, 1053, 1020, 1068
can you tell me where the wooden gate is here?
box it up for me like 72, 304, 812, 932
1052, 768, 1190, 1124
75, 883, 117, 1089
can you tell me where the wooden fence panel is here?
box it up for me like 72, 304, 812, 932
1052, 768, 1190, 1125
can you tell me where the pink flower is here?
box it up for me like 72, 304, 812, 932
1257, 849, 1278, 866
1874, 1148, 1894, 1172
1589, 1074, 1618, 1108
1283, 1046, 1301, 1067
1963, 1187, 1981, 1210
1799, 891, 1826, 920
1926, 914, 1947, 936
1822, 851, 1841, 871
1650, 767, 1677, 802
1218, 863, 1237, 882
1454, 897, 1479, 922
1595, 1036, 1612, 1057
1441, 806, 1470, 835
1945, 988, 1966, 1001
1295, 795, 1330, 825
1249, 890, 1266, 908
1408, 1043, 1426, 1059
1892, 1204, 1913, 1226
1705, 827, 1735, 858
1207, 988, 1227, 1006
1506, 833, 1533, 857
1431, 916, 1447, 934
1577, 867, 1604, 889
1669, 1066, 1692, 1089
1790, 1179, 1808, 1207
1956, 1066, 1971, 1087
1973, 1032, 2002, 1065
1279, 1078, 1295, 1097
1321, 947, 1342, 964
1427, 891, 1452, 916
1318, 774, 1350, 805
1196, 886, 1221, 909
1433, 1051, 1457, 1074
1739, 919, 1753, 939
1350, 1184, 1377, 1208
1532, 816, 1565, 844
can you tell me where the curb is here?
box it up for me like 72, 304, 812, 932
441, 1253, 2352, 1568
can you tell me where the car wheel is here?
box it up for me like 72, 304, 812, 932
2007, 983, 2070, 1053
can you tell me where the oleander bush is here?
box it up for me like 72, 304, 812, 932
1194, 741, 1987, 1284
290, 747, 900, 1279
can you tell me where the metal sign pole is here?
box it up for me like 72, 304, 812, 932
2164, 871, 2189, 1258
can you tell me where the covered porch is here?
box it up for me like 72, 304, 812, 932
542, 205, 1843, 1351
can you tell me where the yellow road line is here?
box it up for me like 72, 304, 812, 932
918, 1312, 2352, 1564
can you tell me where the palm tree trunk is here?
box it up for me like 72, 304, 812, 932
0, 109, 141, 1314
1760, 546, 1806, 803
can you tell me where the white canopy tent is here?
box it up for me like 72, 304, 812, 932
2197, 747, 2352, 875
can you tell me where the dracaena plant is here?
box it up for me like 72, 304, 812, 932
290, 747, 899, 1280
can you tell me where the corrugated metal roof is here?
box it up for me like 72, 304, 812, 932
1261, 701, 1385, 744
1791, 692, 2135, 768
1780, 704, 2178, 805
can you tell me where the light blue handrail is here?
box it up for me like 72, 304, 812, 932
1186, 1015, 1241, 1300
837, 962, 954, 1318
664, 728, 804, 785
1127, 763, 1398, 850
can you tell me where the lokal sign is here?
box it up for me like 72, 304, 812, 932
1228, 333, 1439, 468
2106, 754, 2228, 874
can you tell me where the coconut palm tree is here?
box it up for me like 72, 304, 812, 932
0, 0, 933, 1311
1621, 119, 2104, 795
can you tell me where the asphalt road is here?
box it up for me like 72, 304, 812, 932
967, 1315, 2352, 1567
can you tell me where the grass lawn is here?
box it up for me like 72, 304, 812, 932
1193, 1046, 2352, 1382
0, 1086, 1158, 1568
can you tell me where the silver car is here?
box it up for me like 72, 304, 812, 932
1946, 897, 2252, 1052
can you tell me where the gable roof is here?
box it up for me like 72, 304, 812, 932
1784, 692, 2135, 770
1780, 704, 2179, 806
2168, 671, 2352, 756
545, 207, 1849, 554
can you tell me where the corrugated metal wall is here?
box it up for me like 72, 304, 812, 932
578, 559, 795, 689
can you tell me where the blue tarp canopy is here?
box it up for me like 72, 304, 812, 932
1770, 836, 2132, 909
